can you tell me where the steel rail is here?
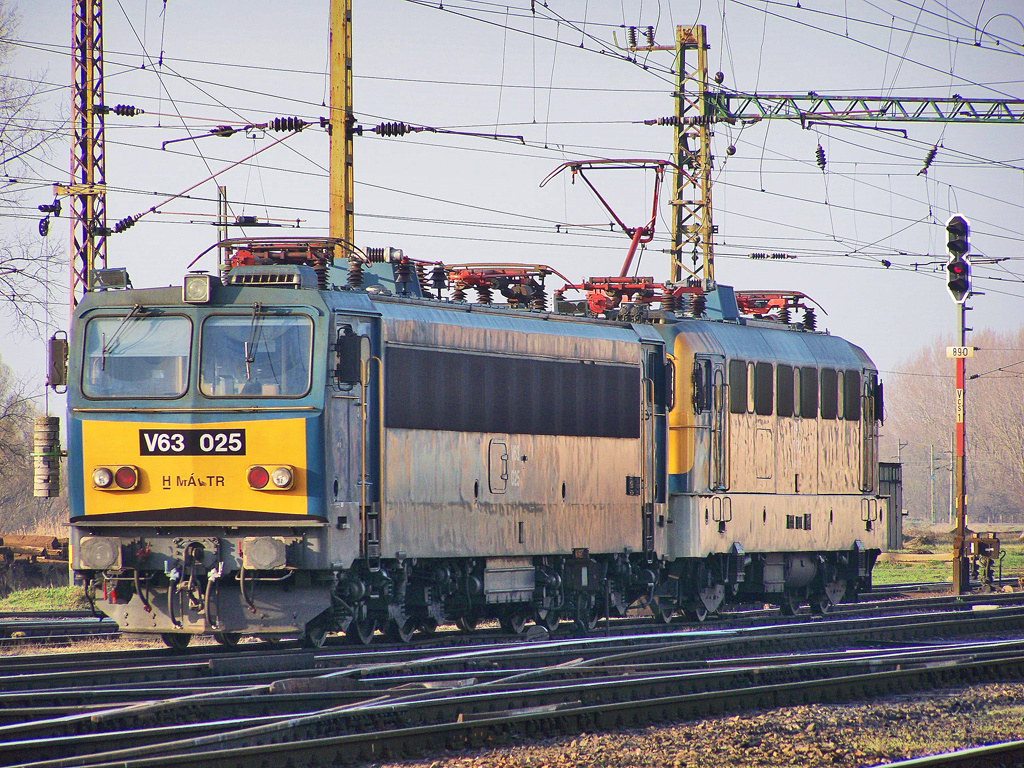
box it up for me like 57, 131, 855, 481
872, 739, 1024, 768
2, 609, 1024, 765
10, 643, 1024, 768
2, 597, 1023, 698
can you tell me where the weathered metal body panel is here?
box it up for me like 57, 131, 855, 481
657, 318, 885, 560
374, 298, 657, 560
383, 430, 643, 557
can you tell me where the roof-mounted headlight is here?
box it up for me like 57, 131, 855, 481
183, 272, 213, 304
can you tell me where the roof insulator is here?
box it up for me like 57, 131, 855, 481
643, 115, 680, 127
97, 104, 144, 117
114, 215, 139, 234
372, 121, 423, 138
268, 116, 307, 132
918, 145, 938, 176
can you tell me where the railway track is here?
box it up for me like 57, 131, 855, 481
0, 579, 1007, 649
876, 739, 1024, 768
0, 612, 118, 645
1, 594, 1023, 768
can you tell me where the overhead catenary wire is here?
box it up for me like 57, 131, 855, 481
7, 3, 1021, 299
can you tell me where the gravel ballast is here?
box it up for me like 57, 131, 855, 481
373, 683, 1024, 768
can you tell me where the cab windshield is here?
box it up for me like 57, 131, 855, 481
200, 314, 313, 397
83, 313, 192, 399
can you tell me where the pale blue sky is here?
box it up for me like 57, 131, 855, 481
4, 0, 1023, 402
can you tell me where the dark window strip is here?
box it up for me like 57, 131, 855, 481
385, 347, 641, 438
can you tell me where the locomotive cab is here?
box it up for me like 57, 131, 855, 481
67, 272, 356, 647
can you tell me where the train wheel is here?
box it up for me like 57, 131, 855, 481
535, 608, 560, 632
810, 573, 847, 615
213, 632, 240, 647
347, 617, 375, 645
161, 633, 191, 651
301, 622, 329, 649
683, 602, 708, 622
499, 611, 529, 636
346, 603, 375, 645
652, 597, 675, 625
809, 591, 832, 615
418, 618, 438, 637
385, 616, 417, 643
779, 590, 801, 616
455, 612, 479, 633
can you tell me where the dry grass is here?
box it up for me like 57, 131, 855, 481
0, 586, 88, 612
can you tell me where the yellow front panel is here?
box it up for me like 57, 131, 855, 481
81, 418, 308, 516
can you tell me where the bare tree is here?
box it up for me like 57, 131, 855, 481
0, 356, 68, 534
881, 326, 1024, 527
964, 327, 1024, 525
0, 0, 65, 331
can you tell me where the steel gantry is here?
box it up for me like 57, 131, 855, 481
627, 24, 1024, 287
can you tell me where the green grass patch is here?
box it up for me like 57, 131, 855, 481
873, 536, 1024, 586
0, 587, 89, 612
873, 559, 951, 585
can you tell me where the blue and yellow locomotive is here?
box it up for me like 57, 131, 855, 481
66, 241, 886, 648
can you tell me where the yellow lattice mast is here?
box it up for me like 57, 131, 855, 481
329, 0, 355, 263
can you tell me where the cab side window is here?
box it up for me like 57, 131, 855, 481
692, 359, 711, 413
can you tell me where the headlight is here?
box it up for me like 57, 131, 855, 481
182, 272, 213, 303
92, 467, 113, 488
270, 466, 293, 489
92, 465, 139, 491
78, 536, 122, 570
247, 465, 294, 491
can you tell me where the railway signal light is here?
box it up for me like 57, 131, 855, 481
945, 215, 971, 304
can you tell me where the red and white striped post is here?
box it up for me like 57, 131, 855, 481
945, 214, 971, 595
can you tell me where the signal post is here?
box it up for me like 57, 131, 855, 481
945, 215, 972, 594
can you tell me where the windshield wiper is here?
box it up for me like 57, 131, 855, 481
101, 304, 145, 370
244, 302, 262, 380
